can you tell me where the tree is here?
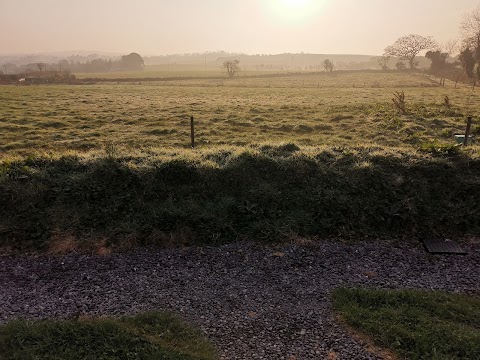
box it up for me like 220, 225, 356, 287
58, 59, 70, 72
120, 53, 144, 71
378, 55, 391, 71
443, 39, 459, 57
461, 5, 480, 49
459, 48, 476, 79
222, 60, 240, 77
36, 62, 47, 72
460, 6, 480, 85
323, 59, 334, 72
395, 60, 407, 70
425, 50, 449, 74
384, 34, 438, 69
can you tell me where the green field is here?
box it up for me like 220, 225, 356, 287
1, 71, 479, 156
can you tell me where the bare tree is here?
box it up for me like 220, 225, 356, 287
460, 5, 480, 86
443, 39, 459, 57
384, 34, 438, 69
323, 59, 334, 72
222, 60, 241, 77
461, 5, 480, 49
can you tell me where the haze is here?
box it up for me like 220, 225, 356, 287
1, 0, 479, 56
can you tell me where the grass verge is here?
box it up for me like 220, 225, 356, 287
1, 144, 479, 253
332, 288, 480, 360
0, 311, 216, 360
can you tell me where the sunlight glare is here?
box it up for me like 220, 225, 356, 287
265, 0, 327, 24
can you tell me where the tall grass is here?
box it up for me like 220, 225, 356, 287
1, 144, 479, 252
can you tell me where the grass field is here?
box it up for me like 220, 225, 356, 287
74, 64, 296, 79
1, 71, 479, 155
74, 64, 226, 79
333, 288, 480, 360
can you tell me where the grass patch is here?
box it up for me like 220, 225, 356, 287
332, 288, 480, 360
0, 311, 216, 360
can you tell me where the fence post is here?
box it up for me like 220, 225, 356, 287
190, 116, 195, 149
464, 116, 472, 146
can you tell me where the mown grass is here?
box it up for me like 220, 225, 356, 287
1, 144, 479, 252
1, 72, 478, 155
0, 311, 216, 360
332, 288, 480, 360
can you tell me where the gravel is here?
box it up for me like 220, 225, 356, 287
0, 240, 479, 359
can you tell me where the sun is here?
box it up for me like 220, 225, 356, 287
265, 0, 326, 24
281, 0, 311, 8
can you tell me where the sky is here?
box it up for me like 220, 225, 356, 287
1, 0, 479, 56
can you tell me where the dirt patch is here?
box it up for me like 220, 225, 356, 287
48, 231, 78, 255
336, 316, 399, 360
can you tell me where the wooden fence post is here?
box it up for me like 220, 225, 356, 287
190, 116, 195, 149
464, 116, 473, 146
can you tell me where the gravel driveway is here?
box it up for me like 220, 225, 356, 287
1, 241, 478, 359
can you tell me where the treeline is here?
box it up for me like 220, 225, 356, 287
380, 5, 480, 86
0, 52, 144, 75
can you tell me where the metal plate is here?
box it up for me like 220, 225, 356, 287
423, 238, 467, 255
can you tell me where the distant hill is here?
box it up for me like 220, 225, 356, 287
143, 52, 431, 71
1, 50, 432, 73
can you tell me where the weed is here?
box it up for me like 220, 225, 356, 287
443, 95, 451, 109
104, 141, 118, 159
420, 141, 461, 156
392, 91, 406, 114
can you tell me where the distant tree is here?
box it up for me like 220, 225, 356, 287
459, 47, 476, 79
222, 60, 241, 77
106, 59, 113, 72
120, 53, 144, 71
58, 59, 70, 72
425, 50, 449, 74
443, 39, 459, 57
36, 62, 47, 72
461, 5, 480, 50
384, 34, 438, 69
378, 55, 391, 71
323, 59, 334, 72
395, 60, 407, 70
459, 6, 480, 86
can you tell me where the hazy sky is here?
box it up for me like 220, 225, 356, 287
1, 0, 479, 56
